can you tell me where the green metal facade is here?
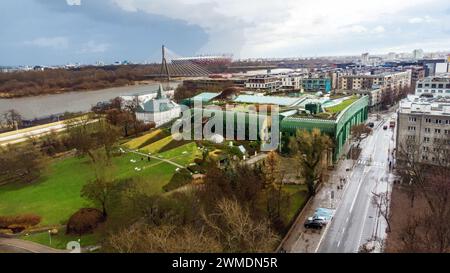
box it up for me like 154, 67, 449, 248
280, 96, 369, 161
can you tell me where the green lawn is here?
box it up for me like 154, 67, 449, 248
324, 97, 358, 114
123, 129, 164, 149
140, 135, 173, 153
0, 152, 179, 227
283, 184, 309, 223
22, 228, 100, 250
159, 142, 201, 167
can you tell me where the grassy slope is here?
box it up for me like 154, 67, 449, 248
0, 153, 177, 226
140, 135, 173, 154
123, 129, 163, 149
158, 142, 201, 167
283, 184, 309, 223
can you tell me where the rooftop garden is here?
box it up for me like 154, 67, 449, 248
324, 96, 359, 114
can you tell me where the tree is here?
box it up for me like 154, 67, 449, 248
372, 191, 392, 233
351, 124, 372, 145
81, 156, 116, 218
201, 199, 280, 253
106, 224, 222, 253
3, 109, 22, 130
288, 128, 332, 196
261, 151, 286, 220
0, 143, 48, 184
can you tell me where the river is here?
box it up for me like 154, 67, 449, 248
0, 82, 180, 120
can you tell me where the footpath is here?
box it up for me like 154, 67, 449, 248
278, 158, 355, 253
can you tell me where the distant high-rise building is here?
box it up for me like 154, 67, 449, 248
361, 52, 369, 65
412, 49, 424, 60
387, 52, 396, 60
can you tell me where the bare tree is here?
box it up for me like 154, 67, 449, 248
372, 191, 392, 233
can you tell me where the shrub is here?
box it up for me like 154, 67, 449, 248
0, 214, 42, 233
163, 169, 192, 192
66, 208, 105, 236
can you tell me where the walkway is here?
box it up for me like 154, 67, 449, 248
126, 149, 185, 169
0, 237, 69, 253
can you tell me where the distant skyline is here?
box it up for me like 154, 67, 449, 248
1, 0, 450, 66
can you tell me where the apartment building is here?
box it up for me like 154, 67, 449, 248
396, 95, 450, 167
280, 74, 305, 91
336, 88, 382, 110
338, 70, 411, 98
415, 76, 450, 98
245, 75, 282, 92
302, 78, 331, 93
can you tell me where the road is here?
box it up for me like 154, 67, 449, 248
0, 118, 97, 146
317, 111, 396, 252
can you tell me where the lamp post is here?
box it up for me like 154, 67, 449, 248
48, 230, 52, 246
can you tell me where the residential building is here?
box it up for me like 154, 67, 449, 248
396, 95, 450, 167
280, 74, 304, 91
338, 70, 411, 99
302, 78, 331, 93
245, 75, 282, 92
412, 49, 424, 60
415, 76, 450, 98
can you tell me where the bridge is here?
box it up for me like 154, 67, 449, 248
146, 45, 213, 79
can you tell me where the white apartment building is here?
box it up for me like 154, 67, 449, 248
396, 95, 450, 167
415, 76, 450, 98
338, 71, 411, 97
245, 75, 282, 92
280, 74, 304, 91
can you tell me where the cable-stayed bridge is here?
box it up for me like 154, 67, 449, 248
147, 45, 231, 79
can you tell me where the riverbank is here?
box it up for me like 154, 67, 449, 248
0, 81, 180, 120
0, 80, 158, 99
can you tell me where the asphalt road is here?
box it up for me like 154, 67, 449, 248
317, 111, 396, 253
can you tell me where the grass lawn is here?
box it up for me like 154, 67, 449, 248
123, 129, 163, 149
324, 96, 358, 114
283, 184, 309, 223
0, 152, 179, 227
140, 135, 173, 153
158, 142, 201, 167
22, 228, 100, 250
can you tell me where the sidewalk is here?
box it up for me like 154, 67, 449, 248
280, 158, 355, 253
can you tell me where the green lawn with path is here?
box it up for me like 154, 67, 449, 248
0, 152, 179, 227
22, 228, 100, 250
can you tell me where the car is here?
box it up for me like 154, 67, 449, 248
368, 122, 374, 128
304, 217, 326, 229
383, 125, 388, 130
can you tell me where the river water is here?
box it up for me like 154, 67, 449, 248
0, 82, 179, 120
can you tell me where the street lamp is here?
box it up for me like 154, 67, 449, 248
48, 230, 52, 246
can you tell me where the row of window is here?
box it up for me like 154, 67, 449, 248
409, 117, 450, 124
416, 89, 450, 94
417, 83, 450, 89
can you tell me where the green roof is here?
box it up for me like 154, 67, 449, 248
191, 92, 220, 102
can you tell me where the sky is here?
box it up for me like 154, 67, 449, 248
0, 0, 449, 65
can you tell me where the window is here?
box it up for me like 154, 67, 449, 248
423, 146, 429, 152
425, 118, 432, 123
431, 84, 436, 88
435, 129, 441, 134
446, 84, 450, 89
407, 135, 416, 140
425, 128, 431, 133
418, 84, 423, 88
409, 117, 416, 122
438, 84, 444, 88
423, 137, 430, 143
435, 119, 442, 124
408, 126, 416, 131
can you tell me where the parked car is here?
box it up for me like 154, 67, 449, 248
304, 217, 326, 229
383, 125, 388, 130
368, 122, 374, 128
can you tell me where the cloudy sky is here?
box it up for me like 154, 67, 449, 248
1, 0, 449, 65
